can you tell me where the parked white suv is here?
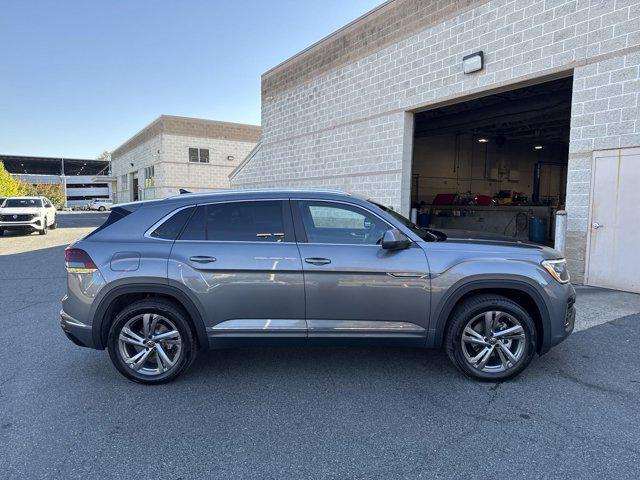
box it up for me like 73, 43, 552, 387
0, 196, 57, 235
88, 199, 113, 211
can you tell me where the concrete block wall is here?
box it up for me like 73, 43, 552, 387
231, 0, 640, 282
110, 136, 161, 203
566, 49, 640, 282
159, 133, 255, 195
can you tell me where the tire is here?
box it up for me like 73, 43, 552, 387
107, 299, 197, 384
39, 219, 48, 235
0, 228, 4, 236
50, 216, 57, 229
445, 294, 537, 382
98, 206, 106, 212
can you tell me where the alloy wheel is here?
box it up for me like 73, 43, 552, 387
461, 310, 526, 373
118, 313, 183, 376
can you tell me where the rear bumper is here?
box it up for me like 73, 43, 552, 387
60, 310, 96, 349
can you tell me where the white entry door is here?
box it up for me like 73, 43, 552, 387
587, 147, 640, 293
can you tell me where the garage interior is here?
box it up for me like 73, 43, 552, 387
411, 76, 573, 245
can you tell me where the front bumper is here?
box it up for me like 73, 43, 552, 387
540, 282, 576, 353
60, 310, 95, 348
0, 219, 43, 231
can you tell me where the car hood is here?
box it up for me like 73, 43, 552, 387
0, 207, 41, 215
425, 229, 562, 260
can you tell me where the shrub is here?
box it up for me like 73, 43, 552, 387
0, 162, 27, 197
24, 183, 65, 209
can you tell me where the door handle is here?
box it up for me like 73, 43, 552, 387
189, 256, 216, 264
305, 257, 331, 266
592, 222, 603, 229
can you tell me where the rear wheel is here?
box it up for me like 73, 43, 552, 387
50, 215, 57, 229
107, 299, 196, 384
445, 294, 536, 381
98, 206, 106, 211
0, 228, 4, 236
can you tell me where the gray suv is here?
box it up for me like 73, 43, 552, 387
61, 189, 575, 384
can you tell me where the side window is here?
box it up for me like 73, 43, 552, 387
179, 201, 285, 242
150, 207, 195, 240
206, 201, 284, 242
180, 206, 206, 240
298, 201, 389, 245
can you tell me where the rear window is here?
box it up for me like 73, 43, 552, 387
4, 198, 42, 208
179, 201, 285, 242
150, 207, 195, 240
84, 207, 132, 238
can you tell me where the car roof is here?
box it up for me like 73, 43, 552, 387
3, 196, 43, 200
118, 188, 357, 210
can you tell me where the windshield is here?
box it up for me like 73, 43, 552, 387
3, 198, 43, 208
369, 200, 447, 242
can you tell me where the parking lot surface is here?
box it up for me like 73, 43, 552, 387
1, 213, 640, 479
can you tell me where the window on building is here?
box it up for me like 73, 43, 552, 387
188, 148, 210, 163
179, 201, 285, 242
298, 201, 389, 245
144, 166, 155, 187
121, 174, 128, 191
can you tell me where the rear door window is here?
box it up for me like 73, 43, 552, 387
178, 201, 288, 242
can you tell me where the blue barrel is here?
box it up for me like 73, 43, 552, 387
418, 213, 431, 227
528, 216, 546, 243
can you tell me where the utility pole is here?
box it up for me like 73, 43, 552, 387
61, 158, 68, 209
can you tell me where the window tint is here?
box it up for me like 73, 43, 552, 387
299, 201, 389, 245
206, 201, 284, 241
180, 206, 206, 240
150, 207, 194, 240
178, 201, 285, 242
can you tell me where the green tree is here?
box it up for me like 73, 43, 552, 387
24, 183, 65, 209
97, 150, 111, 161
0, 161, 27, 197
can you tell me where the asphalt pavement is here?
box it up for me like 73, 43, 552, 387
1, 212, 639, 479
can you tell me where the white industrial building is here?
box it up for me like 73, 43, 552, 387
110, 115, 260, 203
231, 0, 640, 292
1, 154, 112, 208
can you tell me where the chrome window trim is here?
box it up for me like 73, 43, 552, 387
145, 197, 402, 247
143, 205, 195, 242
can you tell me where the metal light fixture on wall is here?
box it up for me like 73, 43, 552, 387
463, 51, 484, 74
227, 156, 235, 161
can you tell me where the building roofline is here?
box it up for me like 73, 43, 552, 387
0, 153, 106, 163
229, 141, 262, 180
112, 115, 261, 159
262, 0, 394, 79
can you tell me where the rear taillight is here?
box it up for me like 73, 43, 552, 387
65, 247, 97, 273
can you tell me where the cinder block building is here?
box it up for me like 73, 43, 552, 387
111, 115, 260, 203
230, 0, 640, 292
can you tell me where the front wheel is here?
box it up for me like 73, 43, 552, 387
107, 299, 197, 384
445, 294, 537, 381
98, 206, 106, 211
39, 219, 48, 235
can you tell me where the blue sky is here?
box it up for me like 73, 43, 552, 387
0, 0, 382, 159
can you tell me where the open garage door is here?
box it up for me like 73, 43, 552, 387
411, 77, 572, 245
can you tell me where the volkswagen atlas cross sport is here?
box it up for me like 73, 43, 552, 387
60, 189, 575, 384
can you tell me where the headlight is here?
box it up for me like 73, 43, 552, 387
542, 259, 570, 283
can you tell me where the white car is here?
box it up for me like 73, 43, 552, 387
0, 196, 57, 236
87, 199, 113, 211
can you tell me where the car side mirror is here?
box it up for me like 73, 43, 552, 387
381, 228, 411, 250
